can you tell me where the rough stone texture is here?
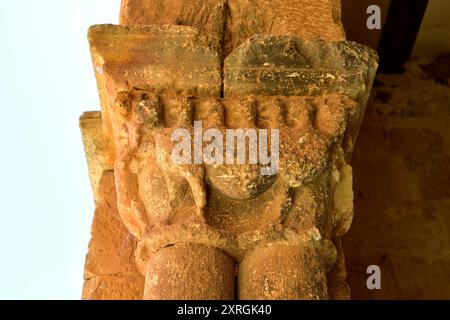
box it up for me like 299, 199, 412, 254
344, 60, 450, 299
119, 0, 345, 56
224, 36, 378, 164
83, 276, 144, 300
79, 112, 114, 200
225, 36, 375, 97
225, 0, 345, 55
120, 0, 227, 46
239, 244, 328, 300
80, 0, 378, 300
143, 243, 235, 300
88, 24, 222, 141
82, 171, 144, 300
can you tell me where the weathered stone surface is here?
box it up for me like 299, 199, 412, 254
83, 276, 144, 300
79, 111, 114, 201
224, 35, 378, 162
88, 24, 223, 240
120, 0, 227, 46
225, 0, 345, 55
224, 36, 377, 98
81, 0, 378, 300
143, 243, 235, 300
238, 244, 328, 300
82, 171, 144, 300
119, 0, 345, 57
101, 70, 367, 300
88, 24, 222, 95
88, 24, 222, 138
327, 237, 351, 300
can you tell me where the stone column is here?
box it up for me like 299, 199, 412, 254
81, 0, 378, 300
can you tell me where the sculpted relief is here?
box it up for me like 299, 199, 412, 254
80, 0, 377, 300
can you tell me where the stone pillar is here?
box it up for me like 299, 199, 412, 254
81, 0, 378, 300
143, 244, 235, 300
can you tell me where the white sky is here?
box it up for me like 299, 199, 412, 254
0, 0, 121, 299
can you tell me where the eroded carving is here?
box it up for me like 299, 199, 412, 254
81, 0, 378, 300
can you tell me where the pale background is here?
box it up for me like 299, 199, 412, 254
0, 0, 121, 299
